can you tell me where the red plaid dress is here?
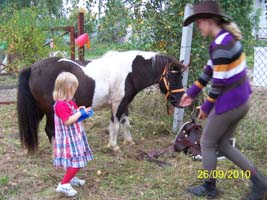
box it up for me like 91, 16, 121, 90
53, 100, 93, 169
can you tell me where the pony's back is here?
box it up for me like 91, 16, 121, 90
84, 50, 158, 74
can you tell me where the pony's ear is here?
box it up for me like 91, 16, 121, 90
169, 63, 180, 71
132, 55, 146, 66
178, 61, 190, 72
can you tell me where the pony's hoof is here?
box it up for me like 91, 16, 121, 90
106, 143, 120, 151
123, 140, 135, 146
113, 145, 120, 152
106, 143, 111, 149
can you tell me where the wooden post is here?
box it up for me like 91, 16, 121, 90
69, 26, 75, 60
50, 26, 75, 60
172, 4, 193, 132
78, 12, 85, 61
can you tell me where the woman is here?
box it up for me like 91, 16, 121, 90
180, 1, 267, 199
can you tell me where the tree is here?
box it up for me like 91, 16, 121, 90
0, 0, 65, 17
97, 0, 132, 43
0, 7, 52, 70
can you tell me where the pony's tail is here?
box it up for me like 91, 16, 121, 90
17, 67, 41, 154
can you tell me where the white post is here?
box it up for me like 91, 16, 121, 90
172, 4, 193, 132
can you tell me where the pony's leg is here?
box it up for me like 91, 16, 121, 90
45, 113, 55, 157
45, 113, 55, 159
45, 113, 55, 143
107, 99, 122, 151
120, 109, 135, 146
107, 113, 120, 151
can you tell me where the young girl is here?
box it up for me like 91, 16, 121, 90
180, 1, 267, 199
52, 72, 93, 197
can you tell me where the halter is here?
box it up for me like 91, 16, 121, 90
159, 63, 185, 100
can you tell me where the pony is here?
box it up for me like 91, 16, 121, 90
17, 50, 186, 153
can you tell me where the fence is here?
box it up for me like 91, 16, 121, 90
0, 73, 17, 104
241, 27, 267, 145
252, 27, 267, 87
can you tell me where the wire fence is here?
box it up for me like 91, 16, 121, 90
238, 27, 267, 148
250, 27, 267, 111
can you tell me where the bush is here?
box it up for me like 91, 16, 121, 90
0, 7, 50, 71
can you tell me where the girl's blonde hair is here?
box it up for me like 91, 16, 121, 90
213, 17, 243, 40
222, 22, 243, 40
53, 72, 79, 101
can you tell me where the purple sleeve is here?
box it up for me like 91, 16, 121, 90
201, 100, 215, 115
186, 85, 202, 99
186, 63, 213, 99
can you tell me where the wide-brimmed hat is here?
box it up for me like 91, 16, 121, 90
183, 1, 232, 26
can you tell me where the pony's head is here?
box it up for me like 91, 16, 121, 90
156, 55, 186, 108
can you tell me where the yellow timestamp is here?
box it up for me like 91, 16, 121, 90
197, 169, 251, 179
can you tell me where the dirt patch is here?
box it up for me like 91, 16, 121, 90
0, 88, 17, 103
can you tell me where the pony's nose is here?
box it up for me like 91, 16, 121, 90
177, 98, 187, 108
169, 95, 181, 108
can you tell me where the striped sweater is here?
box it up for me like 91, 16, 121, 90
187, 29, 252, 115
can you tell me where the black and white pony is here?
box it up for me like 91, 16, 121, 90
17, 50, 186, 153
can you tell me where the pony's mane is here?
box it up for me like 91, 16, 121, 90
153, 54, 185, 71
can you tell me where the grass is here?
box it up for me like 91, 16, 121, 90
0, 90, 266, 200
0, 175, 9, 186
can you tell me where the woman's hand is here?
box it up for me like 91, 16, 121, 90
179, 93, 193, 107
197, 107, 207, 119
